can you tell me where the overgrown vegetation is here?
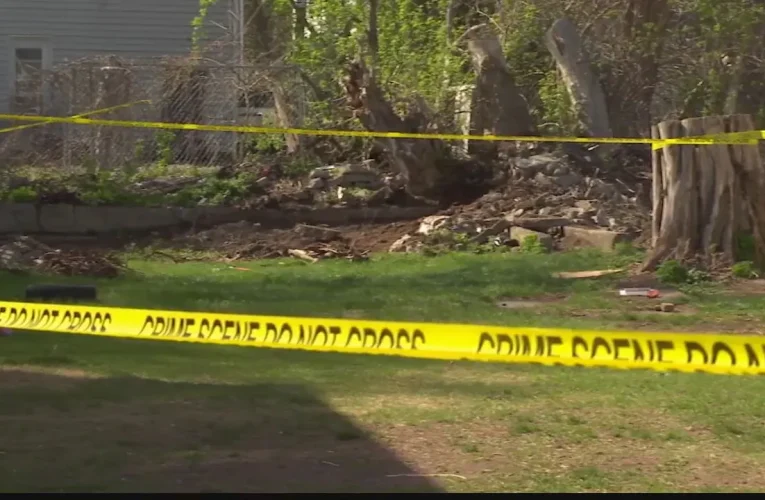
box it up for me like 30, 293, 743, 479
0, 167, 260, 207
194, 0, 765, 140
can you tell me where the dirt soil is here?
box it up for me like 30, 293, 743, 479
168, 220, 420, 260
156, 151, 653, 261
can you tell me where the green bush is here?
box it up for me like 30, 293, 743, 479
732, 261, 759, 279
519, 234, 548, 254
168, 174, 254, 207
656, 259, 689, 284
6, 186, 38, 203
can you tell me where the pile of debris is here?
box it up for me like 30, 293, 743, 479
0, 236, 126, 277
249, 160, 424, 209
182, 221, 371, 262
389, 152, 652, 254
161, 151, 652, 260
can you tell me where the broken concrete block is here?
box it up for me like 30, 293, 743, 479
310, 166, 336, 179
389, 234, 412, 252
313, 163, 384, 190
563, 226, 630, 251
509, 227, 553, 251
563, 207, 585, 219
417, 215, 450, 235
657, 303, 675, 313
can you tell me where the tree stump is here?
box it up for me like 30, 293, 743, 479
644, 114, 765, 271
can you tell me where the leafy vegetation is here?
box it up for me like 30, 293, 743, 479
193, 0, 765, 141
656, 259, 690, 284
0, 167, 259, 207
732, 261, 759, 279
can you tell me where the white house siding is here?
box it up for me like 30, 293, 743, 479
0, 0, 236, 115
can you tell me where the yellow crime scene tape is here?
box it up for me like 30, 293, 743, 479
2, 300, 765, 376
0, 113, 762, 149
0, 100, 151, 134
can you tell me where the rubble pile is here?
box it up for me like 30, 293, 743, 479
157, 152, 653, 260
0, 236, 125, 277
388, 152, 652, 253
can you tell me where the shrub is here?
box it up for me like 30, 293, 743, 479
6, 186, 38, 203
656, 259, 689, 284
732, 261, 759, 279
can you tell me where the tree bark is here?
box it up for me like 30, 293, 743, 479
644, 114, 765, 271
342, 60, 446, 200
368, 0, 379, 69
463, 24, 535, 157
544, 18, 612, 139
612, 0, 671, 136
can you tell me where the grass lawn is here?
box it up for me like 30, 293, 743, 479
3, 249, 765, 492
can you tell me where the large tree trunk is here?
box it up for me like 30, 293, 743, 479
342, 61, 447, 200
544, 18, 611, 139
644, 114, 765, 271
464, 24, 535, 157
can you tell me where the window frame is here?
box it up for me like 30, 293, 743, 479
8, 36, 53, 114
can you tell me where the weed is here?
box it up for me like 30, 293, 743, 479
519, 234, 547, 254
283, 155, 320, 179
155, 131, 176, 172
732, 261, 759, 279
686, 267, 711, 284
656, 260, 689, 284
167, 174, 254, 206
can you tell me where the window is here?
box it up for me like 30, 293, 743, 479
9, 39, 51, 114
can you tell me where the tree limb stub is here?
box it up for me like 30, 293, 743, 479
341, 60, 444, 200
463, 24, 535, 157
544, 18, 612, 140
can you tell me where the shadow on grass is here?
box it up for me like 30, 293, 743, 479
0, 369, 443, 493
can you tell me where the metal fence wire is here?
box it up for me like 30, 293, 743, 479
0, 56, 309, 169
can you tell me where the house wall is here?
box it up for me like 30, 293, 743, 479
0, 0, 236, 114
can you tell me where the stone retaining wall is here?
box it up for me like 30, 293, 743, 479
0, 204, 437, 235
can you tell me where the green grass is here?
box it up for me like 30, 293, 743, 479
4, 249, 765, 492
8, 249, 646, 328
2, 247, 764, 331
3, 332, 765, 492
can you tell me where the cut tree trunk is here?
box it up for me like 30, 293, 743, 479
643, 114, 765, 271
464, 24, 535, 157
342, 60, 449, 200
544, 18, 612, 139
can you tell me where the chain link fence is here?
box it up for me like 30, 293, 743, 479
0, 55, 309, 170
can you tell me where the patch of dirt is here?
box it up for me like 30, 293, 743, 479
164, 220, 419, 261
370, 409, 765, 492
0, 366, 102, 389
723, 279, 765, 295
